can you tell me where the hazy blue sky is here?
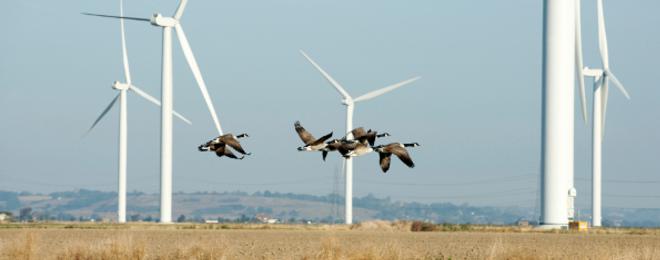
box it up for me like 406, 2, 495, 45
1, 0, 658, 211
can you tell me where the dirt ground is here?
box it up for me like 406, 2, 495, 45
0, 224, 659, 259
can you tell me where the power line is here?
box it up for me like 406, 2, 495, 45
357, 174, 536, 187
183, 177, 331, 186
0, 175, 115, 189
576, 177, 660, 184
604, 194, 660, 199
398, 188, 537, 200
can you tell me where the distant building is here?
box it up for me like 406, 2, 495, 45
0, 212, 12, 223
204, 219, 219, 224
256, 214, 279, 224
516, 219, 530, 227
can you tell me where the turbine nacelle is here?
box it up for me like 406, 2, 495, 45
583, 67, 603, 78
112, 81, 130, 91
341, 98, 354, 106
150, 13, 178, 27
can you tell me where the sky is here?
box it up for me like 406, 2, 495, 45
1, 0, 659, 211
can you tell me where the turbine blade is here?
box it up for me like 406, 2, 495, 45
174, 24, 223, 134
119, 0, 132, 84
81, 12, 150, 22
596, 0, 610, 69
129, 85, 192, 125
605, 70, 631, 99
171, 111, 192, 125
601, 79, 609, 138
87, 94, 120, 134
174, 0, 189, 20
299, 50, 352, 100
575, 0, 588, 124
353, 76, 420, 103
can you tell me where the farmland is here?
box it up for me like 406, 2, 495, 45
1, 223, 659, 259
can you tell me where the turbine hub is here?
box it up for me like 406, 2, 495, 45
583, 67, 604, 77
341, 99, 353, 106
150, 13, 178, 27
112, 81, 130, 91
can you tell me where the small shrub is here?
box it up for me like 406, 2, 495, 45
459, 224, 471, 231
411, 221, 436, 232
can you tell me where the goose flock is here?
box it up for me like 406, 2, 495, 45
294, 121, 419, 173
195, 121, 419, 173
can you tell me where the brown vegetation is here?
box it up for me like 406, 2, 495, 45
410, 221, 436, 232
0, 222, 659, 259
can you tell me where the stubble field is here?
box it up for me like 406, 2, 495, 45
1, 223, 659, 259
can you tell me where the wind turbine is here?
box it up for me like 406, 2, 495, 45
570, 0, 589, 223
300, 50, 420, 224
539, 0, 576, 229
84, 0, 225, 223
86, 0, 191, 223
582, 0, 630, 227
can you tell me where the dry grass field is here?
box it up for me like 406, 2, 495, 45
1, 222, 659, 259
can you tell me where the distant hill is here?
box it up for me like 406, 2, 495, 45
1, 189, 659, 227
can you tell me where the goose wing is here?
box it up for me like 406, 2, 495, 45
326, 140, 341, 151
350, 127, 367, 140
221, 135, 249, 155
365, 130, 377, 146
339, 140, 359, 153
391, 145, 415, 168
379, 152, 392, 173
208, 135, 223, 144
215, 144, 243, 160
213, 144, 226, 157
295, 121, 316, 145
310, 132, 333, 146
337, 141, 356, 156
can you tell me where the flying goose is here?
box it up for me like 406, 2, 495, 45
198, 141, 244, 160
198, 133, 251, 158
295, 121, 333, 152
348, 127, 390, 146
373, 142, 419, 173
210, 133, 251, 155
341, 140, 373, 158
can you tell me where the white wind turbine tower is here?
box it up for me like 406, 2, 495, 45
539, 0, 576, 229
571, 0, 590, 222
540, 0, 592, 223
84, 0, 225, 223
86, 0, 191, 223
582, 0, 630, 227
300, 50, 420, 224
